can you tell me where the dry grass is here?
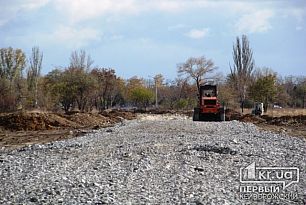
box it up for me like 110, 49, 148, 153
266, 108, 306, 117
232, 108, 306, 138
233, 108, 306, 117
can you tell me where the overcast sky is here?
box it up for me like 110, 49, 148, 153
0, 0, 305, 79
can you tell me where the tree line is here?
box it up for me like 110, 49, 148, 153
0, 35, 305, 113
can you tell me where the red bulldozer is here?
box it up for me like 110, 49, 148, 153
193, 84, 225, 121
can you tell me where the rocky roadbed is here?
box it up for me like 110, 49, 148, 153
0, 114, 305, 204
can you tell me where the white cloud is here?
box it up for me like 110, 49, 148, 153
282, 8, 305, 31
168, 24, 187, 31
285, 8, 305, 23
109, 34, 124, 41
52, 0, 230, 23
51, 25, 102, 48
279, 7, 306, 32
153, 1, 185, 12
235, 9, 274, 33
3, 24, 102, 49
21, 0, 50, 10
0, 0, 273, 27
53, 0, 140, 23
0, 0, 50, 26
185, 28, 210, 39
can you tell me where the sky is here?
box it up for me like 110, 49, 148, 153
0, 0, 305, 80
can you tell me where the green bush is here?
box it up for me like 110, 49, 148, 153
130, 87, 154, 109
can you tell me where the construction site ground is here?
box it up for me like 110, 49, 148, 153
0, 108, 305, 149
226, 108, 306, 138
0, 110, 136, 149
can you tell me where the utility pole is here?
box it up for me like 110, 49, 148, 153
148, 75, 158, 109
155, 78, 158, 108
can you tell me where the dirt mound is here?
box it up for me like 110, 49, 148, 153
59, 113, 112, 128
0, 112, 78, 131
147, 109, 176, 115
0, 111, 136, 131
225, 109, 241, 121
224, 109, 306, 126
238, 114, 306, 126
261, 115, 306, 126
239, 114, 266, 124
100, 110, 136, 121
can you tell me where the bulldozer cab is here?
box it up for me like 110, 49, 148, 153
200, 85, 217, 98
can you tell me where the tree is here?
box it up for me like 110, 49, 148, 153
294, 78, 306, 108
158, 79, 180, 109
249, 74, 277, 112
27, 46, 43, 108
0, 77, 11, 112
178, 56, 217, 95
0, 47, 26, 111
230, 35, 255, 113
0, 47, 26, 86
72, 68, 95, 112
273, 77, 290, 108
91, 68, 119, 110
175, 99, 188, 110
44, 69, 77, 113
0, 48, 26, 88
281, 76, 299, 107
56, 72, 77, 113
111, 77, 126, 107
42, 69, 62, 110
42, 50, 96, 113
125, 76, 145, 103
69, 50, 93, 71
218, 82, 237, 108
68, 50, 95, 112
130, 87, 154, 109
46, 68, 93, 113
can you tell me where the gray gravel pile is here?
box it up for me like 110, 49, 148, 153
0, 114, 305, 204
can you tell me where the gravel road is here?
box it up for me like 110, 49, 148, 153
1, 115, 305, 204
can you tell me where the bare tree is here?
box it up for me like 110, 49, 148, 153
27, 46, 43, 108
70, 50, 93, 71
230, 35, 255, 113
178, 56, 217, 95
159, 78, 192, 109
68, 50, 95, 111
